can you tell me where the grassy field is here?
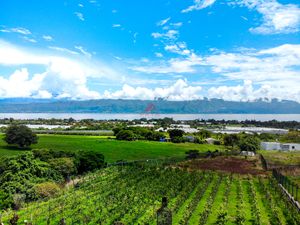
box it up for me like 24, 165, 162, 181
0, 134, 223, 162
259, 150, 300, 165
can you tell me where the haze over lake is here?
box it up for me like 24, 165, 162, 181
0, 113, 300, 122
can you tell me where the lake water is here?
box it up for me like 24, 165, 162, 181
0, 113, 299, 121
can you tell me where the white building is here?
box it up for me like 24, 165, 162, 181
211, 127, 288, 135
261, 142, 300, 151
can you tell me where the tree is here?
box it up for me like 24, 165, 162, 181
223, 134, 239, 148
198, 129, 212, 140
116, 130, 135, 141
238, 136, 260, 152
4, 124, 38, 148
168, 129, 185, 143
48, 157, 77, 180
75, 151, 105, 174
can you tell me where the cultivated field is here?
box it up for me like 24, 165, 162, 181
259, 150, 300, 166
2, 165, 299, 225
0, 134, 223, 162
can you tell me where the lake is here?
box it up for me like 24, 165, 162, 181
0, 113, 300, 121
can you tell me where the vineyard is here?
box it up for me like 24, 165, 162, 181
1, 164, 300, 225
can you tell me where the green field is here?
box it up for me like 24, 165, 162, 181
259, 150, 300, 165
2, 165, 299, 225
0, 134, 223, 162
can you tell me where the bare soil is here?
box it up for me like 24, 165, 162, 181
179, 156, 267, 175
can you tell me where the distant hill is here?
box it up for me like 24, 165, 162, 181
0, 98, 300, 114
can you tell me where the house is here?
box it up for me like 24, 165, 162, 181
280, 143, 300, 151
205, 138, 217, 144
260, 142, 300, 151
240, 151, 255, 156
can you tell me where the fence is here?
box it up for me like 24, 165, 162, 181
272, 169, 299, 204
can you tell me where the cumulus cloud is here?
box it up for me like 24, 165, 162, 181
208, 80, 300, 102
0, 40, 120, 99
103, 79, 203, 100
131, 43, 300, 102
164, 42, 191, 55
204, 44, 300, 82
232, 0, 300, 34
182, 0, 217, 13
0, 68, 45, 98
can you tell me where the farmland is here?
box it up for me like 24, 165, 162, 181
0, 134, 223, 162
259, 150, 300, 166
2, 164, 299, 225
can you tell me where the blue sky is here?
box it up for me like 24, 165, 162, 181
0, 0, 299, 101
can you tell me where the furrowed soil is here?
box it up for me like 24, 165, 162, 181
179, 156, 267, 175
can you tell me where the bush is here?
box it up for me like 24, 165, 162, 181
12, 194, 25, 210
48, 157, 77, 180
32, 149, 76, 161
75, 151, 105, 174
34, 182, 60, 199
213, 140, 221, 145
168, 129, 185, 143
185, 150, 200, 159
4, 124, 38, 148
116, 130, 135, 141
223, 134, 239, 148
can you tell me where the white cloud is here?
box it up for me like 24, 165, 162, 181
42, 35, 53, 41
103, 79, 203, 100
49, 46, 79, 55
74, 46, 92, 58
35, 90, 53, 99
170, 22, 183, 28
0, 68, 45, 98
112, 24, 121, 28
131, 42, 300, 102
23, 36, 37, 43
133, 32, 138, 44
157, 17, 171, 26
182, 0, 217, 13
232, 0, 300, 34
131, 53, 202, 74
75, 12, 85, 21
0, 40, 120, 99
151, 30, 179, 40
0, 27, 31, 35
78, 3, 84, 8
155, 52, 163, 58
208, 80, 300, 102
164, 42, 191, 55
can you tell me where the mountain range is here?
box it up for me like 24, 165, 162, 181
0, 98, 300, 114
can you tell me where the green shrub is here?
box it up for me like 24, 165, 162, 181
34, 182, 60, 199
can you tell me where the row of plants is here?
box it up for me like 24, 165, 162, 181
1, 166, 300, 225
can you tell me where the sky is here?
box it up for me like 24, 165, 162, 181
0, 0, 300, 102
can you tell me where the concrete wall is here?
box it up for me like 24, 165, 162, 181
261, 142, 300, 151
